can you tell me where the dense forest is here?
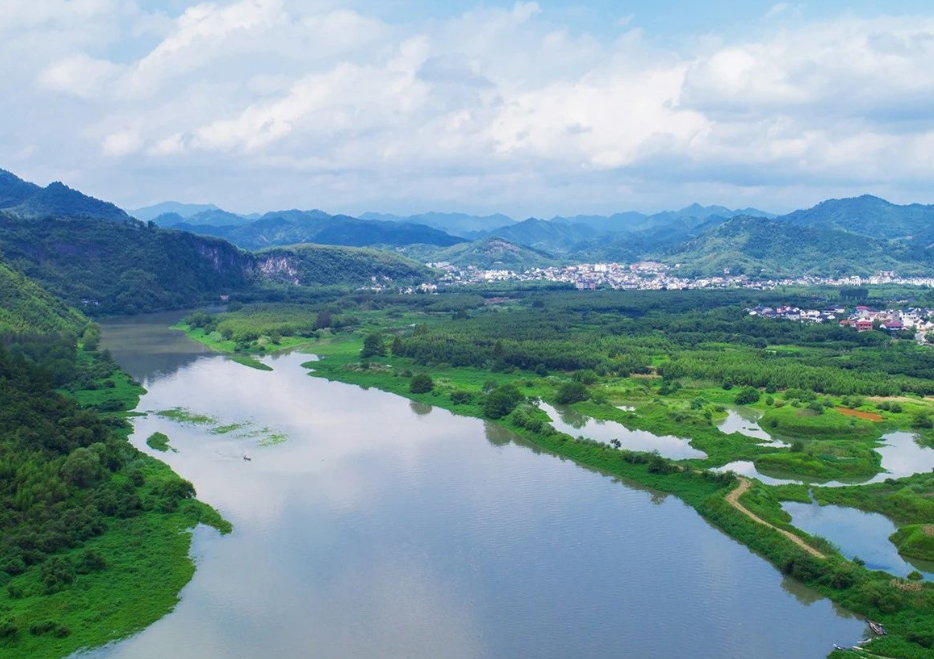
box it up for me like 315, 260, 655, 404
0, 265, 85, 337
375, 290, 934, 396
0, 216, 430, 315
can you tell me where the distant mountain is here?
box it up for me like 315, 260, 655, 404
172, 211, 466, 250
131, 201, 223, 222
649, 203, 774, 225
486, 218, 596, 254
550, 204, 774, 235
0, 169, 129, 221
401, 236, 556, 270
665, 216, 927, 277
360, 212, 516, 238
154, 208, 250, 227
550, 211, 648, 233
776, 195, 934, 240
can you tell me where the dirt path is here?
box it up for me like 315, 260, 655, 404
726, 478, 826, 559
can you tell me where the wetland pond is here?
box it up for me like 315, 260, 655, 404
782, 500, 934, 581
81, 315, 867, 659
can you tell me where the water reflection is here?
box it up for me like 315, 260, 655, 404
717, 409, 789, 448
783, 501, 934, 580
538, 402, 707, 460
714, 432, 934, 487
78, 320, 866, 659
410, 401, 433, 416
98, 311, 212, 384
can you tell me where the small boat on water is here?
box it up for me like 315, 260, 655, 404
243, 454, 252, 462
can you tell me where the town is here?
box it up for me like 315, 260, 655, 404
425, 260, 934, 292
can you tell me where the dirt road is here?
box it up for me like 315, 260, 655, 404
726, 477, 826, 559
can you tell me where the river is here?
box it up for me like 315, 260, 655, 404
80, 314, 866, 659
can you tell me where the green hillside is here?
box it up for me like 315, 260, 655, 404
0, 217, 252, 315
404, 236, 557, 270
0, 264, 85, 336
175, 212, 464, 250
778, 195, 934, 240
256, 244, 429, 285
0, 216, 432, 315
666, 216, 927, 277
0, 170, 128, 222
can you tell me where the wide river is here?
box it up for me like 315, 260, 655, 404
82, 313, 866, 659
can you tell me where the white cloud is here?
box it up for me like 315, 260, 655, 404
5, 1, 934, 214
39, 53, 122, 98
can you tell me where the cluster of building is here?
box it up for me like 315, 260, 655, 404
747, 304, 934, 340
432, 261, 934, 292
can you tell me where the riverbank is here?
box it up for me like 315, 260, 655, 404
0, 348, 230, 659
177, 317, 934, 659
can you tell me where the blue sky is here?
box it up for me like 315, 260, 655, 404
2, 1, 934, 217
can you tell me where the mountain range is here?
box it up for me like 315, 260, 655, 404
5, 166, 934, 296
0, 169, 129, 222
169, 211, 466, 250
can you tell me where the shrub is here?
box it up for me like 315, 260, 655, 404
807, 400, 825, 415
77, 549, 107, 574
483, 385, 523, 419
40, 556, 75, 594
409, 373, 434, 394
912, 411, 933, 429
449, 390, 473, 405
734, 387, 761, 405
555, 381, 588, 405
360, 332, 386, 358
0, 618, 19, 640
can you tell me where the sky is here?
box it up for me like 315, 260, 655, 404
2, 1, 934, 217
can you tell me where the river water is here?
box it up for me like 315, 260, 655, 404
81, 315, 866, 659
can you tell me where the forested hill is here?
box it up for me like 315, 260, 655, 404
0, 264, 86, 336
776, 195, 934, 240
169, 212, 465, 250
666, 216, 929, 277
0, 215, 430, 315
0, 170, 128, 222
0, 216, 252, 315
400, 236, 557, 270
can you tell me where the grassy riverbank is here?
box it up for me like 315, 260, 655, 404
175, 292, 934, 658
0, 344, 230, 659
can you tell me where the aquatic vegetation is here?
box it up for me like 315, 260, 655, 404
890, 525, 934, 562
156, 407, 218, 426
146, 432, 176, 453
210, 423, 248, 435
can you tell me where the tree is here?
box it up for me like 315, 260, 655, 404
61, 447, 101, 488
314, 310, 332, 329
409, 373, 434, 394
360, 332, 386, 358
391, 335, 404, 356
555, 381, 588, 405
734, 387, 761, 405
483, 384, 523, 419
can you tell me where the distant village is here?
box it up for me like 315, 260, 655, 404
427, 261, 934, 292
747, 304, 934, 342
